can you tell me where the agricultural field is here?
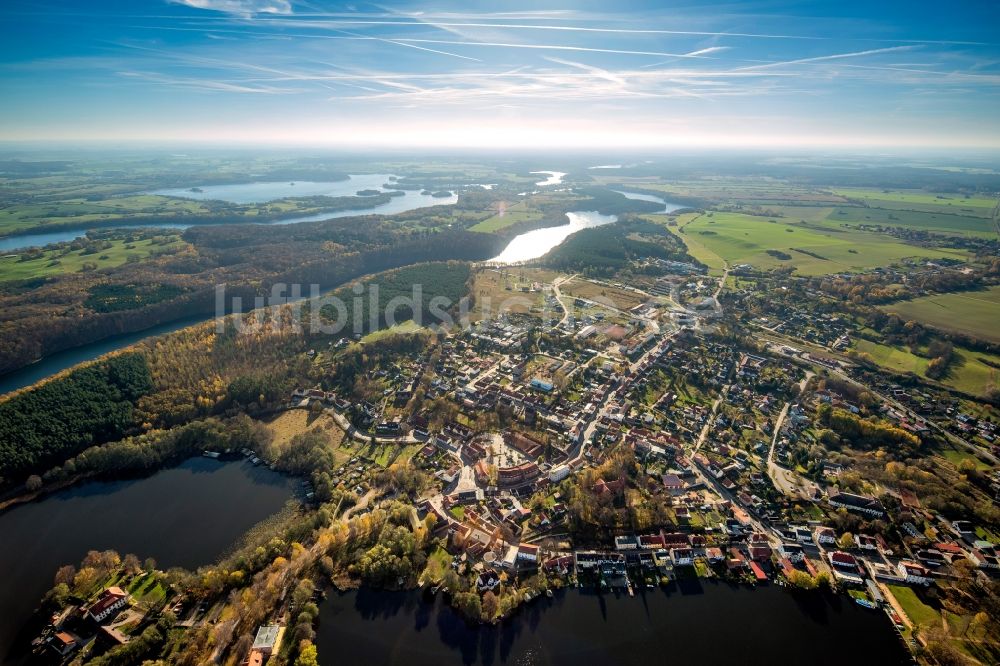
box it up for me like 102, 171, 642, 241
827, 206, 995, 237
469, 200, 544, 232
679, 211, 969, 275
830, 187, 996, 216
853, 338, 1000, 397
880, 286, 1000, 344
0, 234, 186, 282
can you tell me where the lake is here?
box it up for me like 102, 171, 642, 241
0, 457, 297, 662
614, 190, 687, 214
0, 175, 457, 253
315, 584, 911, 666
487, 211, 617, 264
530, 172, 567, 187
0, 316, 206, 397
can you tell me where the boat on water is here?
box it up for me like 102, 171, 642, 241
855, 598, 877, 609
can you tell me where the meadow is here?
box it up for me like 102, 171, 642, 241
880, 286, 1000, 344
830, 187, 996, 214
0, 234, 186, 282
678, 211, 969, 275
469, 200, 544, 232
853, 338, 1000, 397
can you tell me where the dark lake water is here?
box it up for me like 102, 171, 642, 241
316, 584, 911, 666
0, 457, 297, 663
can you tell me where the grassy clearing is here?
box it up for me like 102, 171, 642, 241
0, 235, 186, 282
680, 211, 968, 275
469, 200, 544, 233
881, 287, 1000, 344
888, 584, 940, 629
265, 409, 345, 452
560, 278, 647, 312
469, 267, 560, 320
359, 319, 425, 344
939, 447, 992, 471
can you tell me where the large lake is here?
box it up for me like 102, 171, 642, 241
0, 458, 297, 663
614, 190, 687, 214
488, 211, 617, 264
316, 585, 911, 666
0, 175, 457, 253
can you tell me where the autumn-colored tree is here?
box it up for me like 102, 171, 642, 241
482, 590, 499, 620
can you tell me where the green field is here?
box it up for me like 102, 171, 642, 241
881, 286, 1000, 344
678, 211, 968, 275
853, 338, 1000, 397
887, 584, 941, 629
470, 200, 543, 232
0, 235, 186, 282
831, 188, 996, 213
827, 206, 995, 237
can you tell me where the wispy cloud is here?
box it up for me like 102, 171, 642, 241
169, 0, 292, 16
736, 45, 918, 70
118, 69, 297, 93
391, 38, 721, 60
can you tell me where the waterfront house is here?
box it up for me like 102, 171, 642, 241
85, 587, 129, 623
671, 547, 694, 566
48, 632, 78, 657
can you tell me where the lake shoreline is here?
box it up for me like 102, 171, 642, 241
314, 581, 912, 665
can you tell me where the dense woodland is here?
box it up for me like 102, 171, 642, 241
0, 210, 503, 375
542, 215, 694, 276
0, 353, 152, 478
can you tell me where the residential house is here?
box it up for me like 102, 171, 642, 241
897, 561, 932, 585
85, 587, 129, 623
828, 492, 886, 518
814, 527, 837, 546
671, 548, 694, 566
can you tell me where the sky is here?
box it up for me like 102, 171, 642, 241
1, 0, 999, 149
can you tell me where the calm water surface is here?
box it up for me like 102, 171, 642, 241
0, 458, 296, 662
316, 584, 911, 666
614, 190, 686, 213
0, 175, 457, 253
530, 172, 567, 187
488, 211, 617, 264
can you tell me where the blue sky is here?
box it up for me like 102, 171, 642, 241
1, 0, 999, 148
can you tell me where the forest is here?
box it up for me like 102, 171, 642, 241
0, 212, 503, 376
542, 216, 693, 276
0, 352, 152, 478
